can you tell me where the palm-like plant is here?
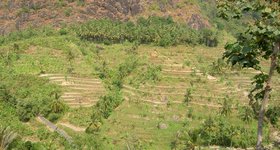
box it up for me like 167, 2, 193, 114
0, 126, 17, 150
184, 88, 193, 105
239, 106, 254, 123
50, 92, 65, 113
219, 96, 233, 116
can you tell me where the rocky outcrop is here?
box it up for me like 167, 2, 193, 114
187, 14, 210, 30
0, 0, 144, 35
89, 0, 143, 19
0, 0, 211, 35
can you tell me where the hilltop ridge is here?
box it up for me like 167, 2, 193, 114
0, 0, 211, 34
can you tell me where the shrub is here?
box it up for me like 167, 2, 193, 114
0, 27, 57, 45
184, 88, 193, 105
129, 64, 162, 87
88, 57, 139, 133
265, 106, 280, 126
0, 85, 17, 106
47, 113, 62, 122
219, 96, 233, 116
0, 72, 63, 122
64, 8, 72, 17
200, 28, 219, 47
96, 91, 123, 119
16, 100, 37, 122
239, 106, 254, 123
36, 127, 50, 141
209, 58, 228, 75
173, 117, 261, 149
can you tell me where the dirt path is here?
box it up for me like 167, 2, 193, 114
36, 116, 73, 143
58, 122, 86, 132
123, 86, 243, 108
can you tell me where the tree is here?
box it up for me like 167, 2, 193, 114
0, 126, 17, 150
217, 1, 280, 149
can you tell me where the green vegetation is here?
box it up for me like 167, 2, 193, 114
0, 126, 17, 150
87, 56, 139, 133
76, 17, 219, 47
0, 72, 64, 122
0, 3, 279, 149
173, 116, 266, 149
218, 0, 280, 148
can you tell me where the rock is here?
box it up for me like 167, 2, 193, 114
172, 115, 180, 121
94, 0, 142, 18
243, 91, 249, 97
150, 51, 158, 58
130, 3, 142, 16
187, 14, 210, 30
96, 45, 105, 50
271, 130, 280, 147
207, 74, 217, 81
158, 122, 168, 129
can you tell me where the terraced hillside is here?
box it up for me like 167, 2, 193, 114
98, 44, 280, 149
40, 74, 105, 108
0, 14, 279, 149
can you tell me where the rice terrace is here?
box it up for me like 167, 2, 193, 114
0, 0, 279, 150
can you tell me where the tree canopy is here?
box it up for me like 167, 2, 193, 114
217, 0, 280, 149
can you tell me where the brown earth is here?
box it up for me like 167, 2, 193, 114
0, 0, 211, 35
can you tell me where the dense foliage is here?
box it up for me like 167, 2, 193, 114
75, 17, 218, 47
0, 45, 66, 122
0, 74, 66, 122
218, 0, 280, 148
87, 56, 139, 133
172, 117, 266, 149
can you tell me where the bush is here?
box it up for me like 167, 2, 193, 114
173, 117, 262, 149
0, 85, 17, 106
47, 113, 62, 123
239, 106, 254, 123
95, 91, 123, 119
16, 100, 37, 122
266, 106, 280, 126
209, 58, 228, 75
0, 72, 64, 122
0, 26, 57, 45
88, 57, 139, 133
129, 64, 162, 87
200, 28, 219, 47
219, 96, 233, 116
184, 88, 193, 105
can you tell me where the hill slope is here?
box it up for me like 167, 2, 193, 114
0, 1, 279, 150
0, 0, 210, 34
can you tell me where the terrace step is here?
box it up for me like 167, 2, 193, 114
49, 79, 102, 84
61, 95, 82, 98
40, 73, 105, 107
40, 74, 100, 80
68, 104, 94, 108
67, 87, 104, 91
62, 84, 103, 88
62, 95, 101, 100
58, 122, 86, 132
162, 69, 194, 73
67, 101, 98, 105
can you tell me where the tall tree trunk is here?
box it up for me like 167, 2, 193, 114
256, 41, 280, 150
